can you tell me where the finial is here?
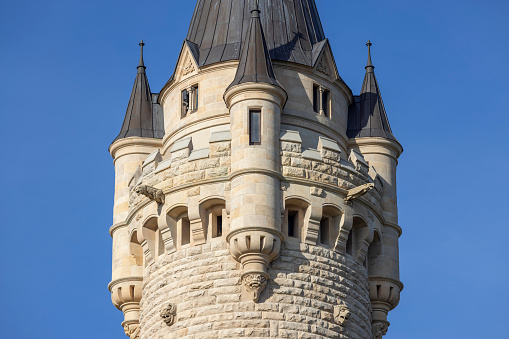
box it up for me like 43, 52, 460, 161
366, 40, 374, 69
251, 0, 260, 17
138, 40, 145, 68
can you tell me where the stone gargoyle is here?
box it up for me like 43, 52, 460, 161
344, 183, 375, 204
135, 185, 165, 204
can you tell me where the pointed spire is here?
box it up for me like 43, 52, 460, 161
112, 41, 164, 143
347, 41, 397, 142
138, 40, 145, 69
226, 0, 284, 91
366, 40, 373, 69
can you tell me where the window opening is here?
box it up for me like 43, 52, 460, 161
346, 230, 353, 255
181, 217, 190, 246
249, 109, 261, 145
322, 89, 330, 118
181, 89, 189, 118
313, 84, 320, 113
216, 215, 223, 237
320, 218, 330, 246
288, 211, 297, 238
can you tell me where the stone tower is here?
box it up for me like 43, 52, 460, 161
108, 1, 403, 339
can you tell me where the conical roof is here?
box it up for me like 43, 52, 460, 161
227, 3, 283, 90
186, 0, 326, 67
113, 42, 164, 143
347, 41, 397, 141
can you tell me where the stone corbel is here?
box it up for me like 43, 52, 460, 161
334, 305, 351, 326
110, 279, 142, 339
188, 199, 206, 246
369, 278, 402, 339
227, 228, 283, 302
158, 210, 176, 253
304, 196, 323, 245
334, 205, 353, 253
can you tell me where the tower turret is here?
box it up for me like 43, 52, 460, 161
224, 2, 287, 302
108, 41, 163, 338
348, 41, 404, 335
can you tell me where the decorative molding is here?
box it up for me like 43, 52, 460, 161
160, 303, 177, 326
182, 57, 195, 76
242, 273, 268, 302
334, 305, 351, 326
344, 183, 375, 204
310, 187, 325, 198
135, 185, 165, 204
316, 56, 330, 76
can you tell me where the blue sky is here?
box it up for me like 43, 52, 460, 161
0, 0, 508, 338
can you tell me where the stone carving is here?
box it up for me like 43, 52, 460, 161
372, 322, 389, 339
160, 303, 177, 326
334, 305, 351, 326
317, 56, 330, 76
242, 273, 268, 302
123, 323, 140, 339
310, 187, 325, 197
183, 58, 195, 76
344, 183, 375, 204
135, 213, 143, 222
135, 185, 165, 204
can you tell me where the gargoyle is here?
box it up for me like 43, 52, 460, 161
344, 183, 375, 204
135, 185, 165, 204
334, 305, 351, 326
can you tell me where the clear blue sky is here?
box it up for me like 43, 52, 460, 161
1, 0, 508, 338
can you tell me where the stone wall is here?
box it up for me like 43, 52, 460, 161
139, 239, 371, 339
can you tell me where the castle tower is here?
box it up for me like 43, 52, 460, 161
109, 2, 404, 339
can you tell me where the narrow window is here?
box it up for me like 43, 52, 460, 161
320, 218, 330, 246
288, 211, 297, 238
181, 217, 190, 246
249, 109, 261, 145
313, 84, 320, 113
181, 89, 189, 118
346, 230, 353, 255
216, 215, 223, 237
322, 89, 330, 118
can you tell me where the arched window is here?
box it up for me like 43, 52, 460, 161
320, 205, 342, 249
346, 217, 370, 264
367, 231, 382, 275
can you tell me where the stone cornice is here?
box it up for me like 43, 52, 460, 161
226, 227, 284, 243
224, 82, 288, 109
384, 222, 403, 237
108, 276, 144, 292
109, 222, 128, 237
109, 137, 163, 161
229, 169, 283, 182
348, 137, 404, 161
369, 276, 404, 292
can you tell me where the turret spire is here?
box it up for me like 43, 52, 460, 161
226, 0, 284, 91
112, 41, 163, 143
347, 41, 398, 142
366, 40, 373, 69
138, 40, 145, 69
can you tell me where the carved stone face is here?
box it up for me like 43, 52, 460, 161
242, 274, 268, 302
373, 322, 389, 339
160, 303, 177, 327
334, 306, 351, 326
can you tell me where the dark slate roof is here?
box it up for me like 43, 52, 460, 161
347, 41, 397, 142
227, 3, 283, 90
113, 42, 164, 143
186, 0, 326, 67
